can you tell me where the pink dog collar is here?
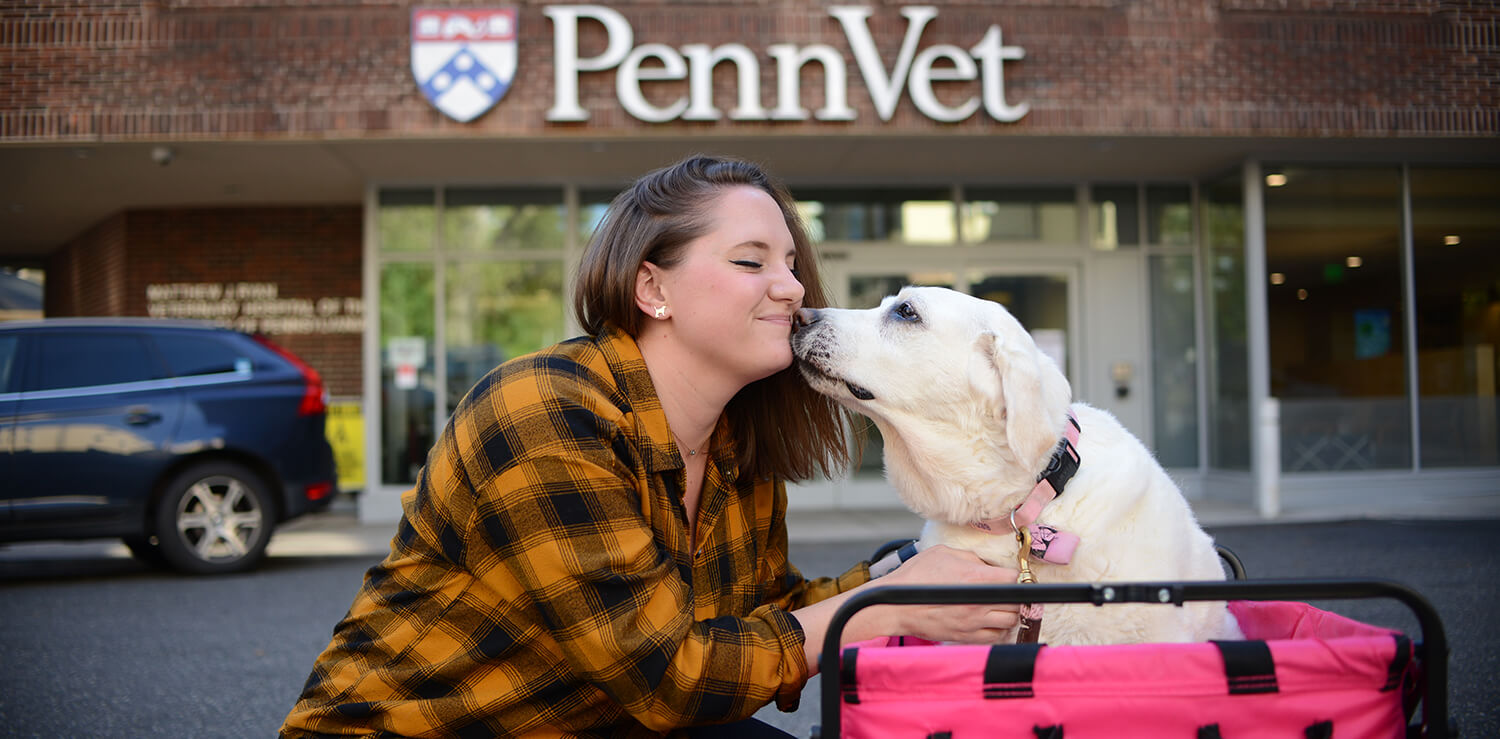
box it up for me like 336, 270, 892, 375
970, 412, 1082, 565
969, 521, 1080, 565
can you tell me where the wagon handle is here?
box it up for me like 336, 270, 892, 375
816, 578, 1448, 739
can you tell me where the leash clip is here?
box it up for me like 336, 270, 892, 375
1011, 508, 1037, 585
1012, 507, 1043, 643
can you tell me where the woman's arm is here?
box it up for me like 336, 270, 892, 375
754, 479, 871, 612
790, 545, 1022, 674
750, 481, 1021, 671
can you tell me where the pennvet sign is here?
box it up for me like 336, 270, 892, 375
413, 5, 1029, 125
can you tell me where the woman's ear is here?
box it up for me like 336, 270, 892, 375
634, 262, 667, 319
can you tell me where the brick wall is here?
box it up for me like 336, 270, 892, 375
2, 0, 1495, 142
46, 213, 128, 317
45, 206, 364, 398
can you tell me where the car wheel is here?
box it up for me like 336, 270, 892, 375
122, 535, 169, 569
153, 461, 273, 574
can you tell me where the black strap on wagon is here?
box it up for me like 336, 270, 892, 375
1211, 639, 1279, 695
812, 578, 1449, 739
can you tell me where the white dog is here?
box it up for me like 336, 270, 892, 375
792, 286, 1242, 645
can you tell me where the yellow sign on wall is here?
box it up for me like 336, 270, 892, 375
326, 401, 365, 491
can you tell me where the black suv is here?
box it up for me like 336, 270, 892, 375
0, 319, 337, 573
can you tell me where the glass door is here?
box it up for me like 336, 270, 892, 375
965, 269, 1075, 380
371, 187, 571, 493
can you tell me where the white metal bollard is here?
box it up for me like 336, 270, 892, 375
1256, 397, 1281, 519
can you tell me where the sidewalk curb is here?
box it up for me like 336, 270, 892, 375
268, 493, 1500, 559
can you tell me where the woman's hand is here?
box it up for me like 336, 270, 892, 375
867, 545, 1022, 643
792, 545, 1022, 672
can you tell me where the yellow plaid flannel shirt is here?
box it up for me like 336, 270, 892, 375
282, 326, 869, 738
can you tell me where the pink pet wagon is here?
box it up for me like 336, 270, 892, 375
815, 552, 1450, 738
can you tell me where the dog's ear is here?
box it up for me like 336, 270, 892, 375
974, 329, 1073, 465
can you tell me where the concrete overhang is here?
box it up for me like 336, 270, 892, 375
3, 133, 1496, 260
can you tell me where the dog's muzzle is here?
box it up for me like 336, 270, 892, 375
792, 309, 876, 401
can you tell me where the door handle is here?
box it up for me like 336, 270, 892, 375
1110, 361, 1134, 399
125, 409, 163, 426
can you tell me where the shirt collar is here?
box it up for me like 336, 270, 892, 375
594, 322, 741, 479
595, 325, 678, 474
594, 325, 736, 479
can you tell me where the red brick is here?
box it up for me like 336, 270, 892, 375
46, 206, 364, 397
1, 1, 1494, 141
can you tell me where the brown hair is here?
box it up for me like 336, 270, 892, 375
573, 154, 855, 481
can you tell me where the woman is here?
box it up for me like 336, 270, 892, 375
281, 155, 1020, 738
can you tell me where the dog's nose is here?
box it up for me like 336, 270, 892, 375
793, 308, 821, 331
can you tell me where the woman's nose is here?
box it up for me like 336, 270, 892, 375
772, 264, 805, 303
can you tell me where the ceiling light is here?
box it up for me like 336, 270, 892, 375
1297, 289, 1308, 301
1270, 272, 1286, 285
1346, 256, 1362, 268
1444, 235, 1461, 246
1265, 173, 1288, 187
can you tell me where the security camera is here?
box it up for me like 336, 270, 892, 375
151, 145, 175, 167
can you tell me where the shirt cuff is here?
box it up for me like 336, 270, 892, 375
752, 603, 810, 713
839, 560, 873, 589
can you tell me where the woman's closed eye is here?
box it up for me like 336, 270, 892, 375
731, 257, 798, 277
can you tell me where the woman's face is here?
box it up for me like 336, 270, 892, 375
655, 185, 805, 387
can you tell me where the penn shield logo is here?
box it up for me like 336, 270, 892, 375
411, 8, 518, 122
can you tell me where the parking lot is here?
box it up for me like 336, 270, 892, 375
2, 507, 1496, 738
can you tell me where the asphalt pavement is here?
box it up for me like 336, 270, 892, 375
1, 499, 1496, 738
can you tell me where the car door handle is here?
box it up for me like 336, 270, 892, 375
125, 410, 163, 426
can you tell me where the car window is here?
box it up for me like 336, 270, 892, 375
0, 335, 18, 392
152, 333, 253, 377
28, 333, 164, 391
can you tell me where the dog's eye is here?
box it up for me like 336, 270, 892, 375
893, 301, 920, 322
